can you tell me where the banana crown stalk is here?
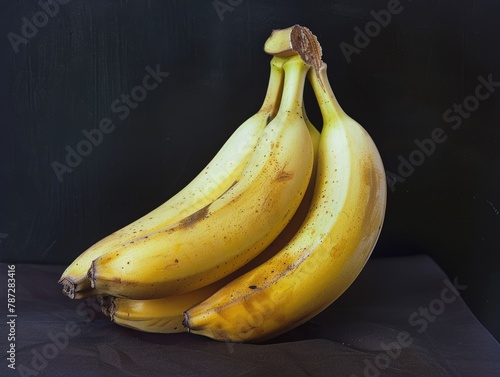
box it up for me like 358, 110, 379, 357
99, 121, 321, 335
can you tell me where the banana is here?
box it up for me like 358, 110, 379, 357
88, 54, 315, 300
183, 59, 387, 343
100, 284, 222, 334
99, 118, 320, 334
58, 56, 286, 299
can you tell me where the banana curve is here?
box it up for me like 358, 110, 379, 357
88, 55, 314, 299
58, 56, 286, 298
183, 62, 387, 343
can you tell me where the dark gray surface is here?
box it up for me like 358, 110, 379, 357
1, 255, 499, 377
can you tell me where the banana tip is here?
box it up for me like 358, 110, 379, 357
59, 278, 76, 299
98, 295, 116, 320
182, 312, 191, 333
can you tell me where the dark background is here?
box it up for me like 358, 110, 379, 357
1, 0, 499, 341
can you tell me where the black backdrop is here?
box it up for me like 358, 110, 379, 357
1, 0, 499, 341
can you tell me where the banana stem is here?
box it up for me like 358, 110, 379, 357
278, 56, 311, 114
308, 64, 346, 124
259, 56, 286, 120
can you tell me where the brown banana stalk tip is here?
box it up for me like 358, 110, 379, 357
60, 278, 76, 299
98, 295, 117, 320
291, 26, 323, 74
264, 25, 324, 89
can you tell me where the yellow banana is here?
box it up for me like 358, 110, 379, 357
58, 56, 286, 299
183, 60, 387, 343
101, 285, 220, 334
88, 55, 315, 300
99, 119, 320, 334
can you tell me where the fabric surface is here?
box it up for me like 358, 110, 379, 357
1, 255, 499, 377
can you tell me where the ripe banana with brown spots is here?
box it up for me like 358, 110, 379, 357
99, 111, 320, 334
88, 54, 315, 299
58, 56, 286, 299
183, 50, 387, 343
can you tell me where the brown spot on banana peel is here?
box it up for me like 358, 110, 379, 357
111, 276, 122, 284
163, 259, 181, 270
275, 169, 294, 182
178, 204, 210, 229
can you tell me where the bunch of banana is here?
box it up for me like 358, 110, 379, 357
183, 28, 387, 342
99, 117, 320, 333
87, 53, 314, 300
58, 54, 287, 299
60, 24, 387, 344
